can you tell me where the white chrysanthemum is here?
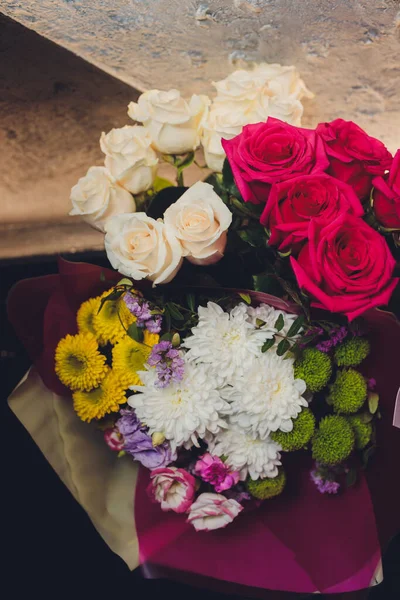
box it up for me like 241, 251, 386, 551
182, 302, 266, 381
223, 352, 307, 439
246, 304, 300, 340
128, 361, 230, 451
208, 423, 282, 481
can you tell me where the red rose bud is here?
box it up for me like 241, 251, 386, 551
104, 428, 124, 452
290, 213, 398, 320
372, 150, 400, 230
316, 119, 393, 200
222, 117, 329, 205
261, 173, 364, 253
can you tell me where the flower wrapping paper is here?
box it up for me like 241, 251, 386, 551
8, 261, 400, 594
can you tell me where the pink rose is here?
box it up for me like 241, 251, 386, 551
222, 117, 329, 205
316, 119, 392, 200
194, 454, 240, 493
260, 173, 364, 253
187, 493, 243, 532
104, 428, 124, 452
372, 149, 400, 230
290, 213, 398, 320
148, 467, 195, 513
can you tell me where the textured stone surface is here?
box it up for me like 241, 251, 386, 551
1, 0, 400, 152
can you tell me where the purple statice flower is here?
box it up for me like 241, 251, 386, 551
145, 315, 162, 334
123, 292, 152, 326
116, 409, 176, 469
310, 468, 340, 495
148, 341, 185, 388
316, 339, 334, 353
317, 325, 348, 353
367, 378, 376, 391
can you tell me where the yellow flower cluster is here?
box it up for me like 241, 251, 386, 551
55, 288, 159, 423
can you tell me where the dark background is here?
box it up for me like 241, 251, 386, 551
1, 254, 399, 599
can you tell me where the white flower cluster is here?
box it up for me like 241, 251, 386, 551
202, 64, 314, 172
131, 301, 306, 481
70, 63, 312, 233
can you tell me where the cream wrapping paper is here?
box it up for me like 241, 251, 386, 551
8, 367, 140, 570
8, 367, 383, 589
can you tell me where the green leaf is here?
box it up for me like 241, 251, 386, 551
127, 323, 144, 343
166, 302, 184, 321
117, 277, 133, 287
286, 315, 305, 337
256, 318, 266, 328
186, 293, 196, 313
274, 314, 285, 332
277, 338, 291, 356
222, 158, 235, 188
238, 292, 251, 305
230, 197, 260, 218
262, 337, 275, 353
153, 176, 175, 193
345, 468, 357, 488
362, 445, 376, 469
97, 289, 123, 313
368, 392, 379, 415
160, 332, 173, 342
253, 273, 282, 295
358, 411, 374, 424
237, 226, 266, 247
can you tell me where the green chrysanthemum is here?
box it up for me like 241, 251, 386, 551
312, 415, 355, 466
329, 369, 367, 414
246, 469, 286, 500
271, 408, 315, 451
294, 348, 332, 393
347, 415, 373, 450
334, 337, 370, 367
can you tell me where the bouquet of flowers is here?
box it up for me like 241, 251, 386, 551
9, 63, 400, 594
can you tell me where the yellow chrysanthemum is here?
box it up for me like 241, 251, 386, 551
143, 330, 160, 347
92, 289, 136, 345
112, 336, 153, 388
72, 368, 126, 422
55, 332, 107, 391
77, 296, 101, 336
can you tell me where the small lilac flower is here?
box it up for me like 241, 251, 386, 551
367, 378, 376, 391
148, 341, 185, 388
124, 292, 152, 326
145, 315, 162, 334
116, 409, 176, 469
316, 339, 334, 353
310, 468, 340, 495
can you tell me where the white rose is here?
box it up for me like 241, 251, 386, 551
203, 64, 313, 170
104, 213, 183, 285
69, 166, 135, 232
100, 125, 158, 194
201, 105, 249, 172
128, 89, 210, 154
163, 181, 232, 265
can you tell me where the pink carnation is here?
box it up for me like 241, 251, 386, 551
104, 428, 124, 452
187, 493, 243, 532
194, 454, 239, 493
148, 467, 196, 514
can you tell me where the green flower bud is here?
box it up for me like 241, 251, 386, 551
312, 415, 355, 466
271, 408, 315, 451
246, 469, 286, 500
294, 348, 332, 393
334, 337, 370, 367
329, 369, 367, 414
